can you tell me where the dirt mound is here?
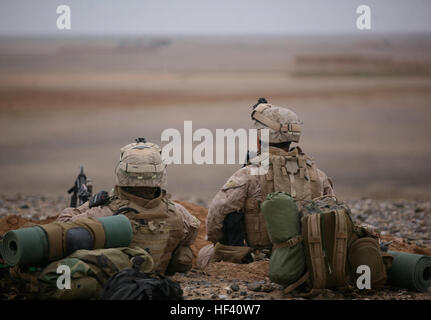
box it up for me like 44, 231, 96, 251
206, 261, 269, 282
0, 214, 57, 236
175, 201, 212, 265
381, 235, 431, 257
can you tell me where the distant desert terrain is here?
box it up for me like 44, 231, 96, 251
1, 35, 430, 202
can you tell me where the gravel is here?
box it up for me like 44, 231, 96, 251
346, 199, 431, 245
0, 194, 430, 300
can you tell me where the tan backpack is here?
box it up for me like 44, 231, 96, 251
300, 196, 387, 292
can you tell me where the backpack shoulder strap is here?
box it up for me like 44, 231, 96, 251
307, 214, 326, 289
283, 271, 310, 294
332, 209, 349, 289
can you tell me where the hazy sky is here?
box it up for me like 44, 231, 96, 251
1, 0, 430, 36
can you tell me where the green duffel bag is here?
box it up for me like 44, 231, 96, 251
37, 246, 154, 300
261, 192, 306, 286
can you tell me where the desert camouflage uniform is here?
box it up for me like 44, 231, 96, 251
206, 150, 334, 244
206, 100, 335, 249
57, 192, 199, 247
57, 140, 200, 274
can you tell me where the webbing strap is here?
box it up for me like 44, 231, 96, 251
283, 272, 310, 294
73, 218, 106, 249
309, 165, 321, 198
289, 174, 296, 198
308, 214, 326, 289
117, 162, 166, 173
41, 218, 106, 261
39, 223, 63, 261
273, 235, 303, 250
333, 210, 348, 288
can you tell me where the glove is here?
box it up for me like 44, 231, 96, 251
89, 190, 110, 208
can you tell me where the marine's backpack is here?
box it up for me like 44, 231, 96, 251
262, 193, 388, 293
261, 192, 307, 286
100, 267, 183, 300
38, 246, 154, 300
300, 196, 388, 292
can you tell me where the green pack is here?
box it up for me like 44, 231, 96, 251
37, 246, 154, 300
261, 192, 306, 286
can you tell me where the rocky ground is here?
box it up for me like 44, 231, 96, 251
0, 194, 430, 300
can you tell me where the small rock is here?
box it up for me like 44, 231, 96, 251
261, 284, 274, 293
7, 216, 18, 225
240, 291, 247, 296
20, 204, 29, 209
211, 294, 217, 299
0, 208, 8, 217
230, 283, 240, 292
247, 282, 262, 292
218, 295, 228, 299
357, 214, 366, 221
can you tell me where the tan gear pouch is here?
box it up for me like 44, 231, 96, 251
348, 237, 387, 289
212, 242, 252, 264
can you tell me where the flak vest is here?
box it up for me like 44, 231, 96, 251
244, 146, 324, 248
106, 187, 184, 274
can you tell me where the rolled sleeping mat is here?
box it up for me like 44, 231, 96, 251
97, 214, 133, 248
0, 226, 49, 266
40, 217, 107, 262
387, 250, 431, 292
0, 215, 133, 266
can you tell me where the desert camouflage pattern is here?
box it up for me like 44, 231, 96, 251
206, 147, 334, 245
38, 246, 154, 300
115, 141, 167, 188
57, 140, 200, 274
252, 103, 302, 143
56, 192, 199, 247
56, 201, 113, 223
56, 187, 200, 274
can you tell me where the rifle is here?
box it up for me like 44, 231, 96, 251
67, 165, 92, 208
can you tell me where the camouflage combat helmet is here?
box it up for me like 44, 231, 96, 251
115, 139, 167, 189
251, 98, 302, 143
